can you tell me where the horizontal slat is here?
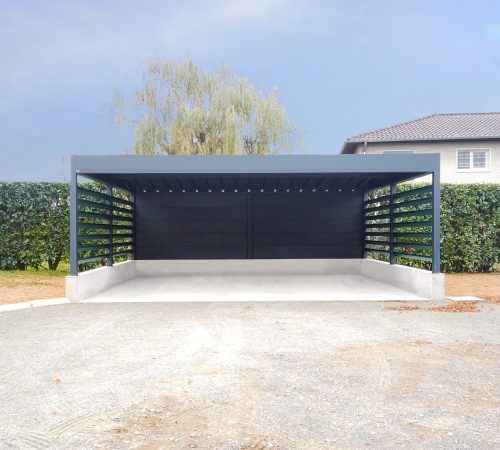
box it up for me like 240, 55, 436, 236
364, 194, 391, 205
394, 242, 432, 250
394, 232, 432, 238
365, 249, 390, 255
77, 187, 110, 202
77, 199, 110, 211
77, 234, 109, 241
78, 244, 109, 252
78, 254, 110, 263
395, 253, 432, 262
364, 213, 391, 221
364, 223, 391, 229
113, 196, 134, 207
77, 211, 110, 221
253, 246, 362, 259
112, 251, 133, 258
393, 196, 432, 210
364, 238, 389, 244
393, 186, 432, 200
365, 204, 391, 214
139, 234, 247, 247
138, 246, 247, 259
112, 204, 134, 215
78, 223, 109, 230
138, 206, 246, 221
364, 232, 390, 236
111, 224, 133, 231
253, 232, 362, 247
393, 209, 432, 219
393, 220, 432, 228
364, 243, 389, 249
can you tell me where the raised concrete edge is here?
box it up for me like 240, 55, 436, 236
135, 258, 362, 276
65, 260, 137, 302
360, 259, 445, 300
65, 258, 444, 302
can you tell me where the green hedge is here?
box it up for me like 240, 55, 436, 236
0, 182, 498, 272
0, 182, 69, 270
440, 184, 499, 272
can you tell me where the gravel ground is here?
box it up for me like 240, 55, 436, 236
0, 301, 498, 449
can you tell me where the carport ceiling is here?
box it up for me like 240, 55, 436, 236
82, 173, 422, 193
73, 154, 438, 193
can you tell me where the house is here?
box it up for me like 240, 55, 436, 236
341, 113, 500, 183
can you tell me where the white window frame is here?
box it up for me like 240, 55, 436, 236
456, 148, 491, 172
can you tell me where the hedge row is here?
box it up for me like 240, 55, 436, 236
440, 184, 499, 272
0, 182, 69, 270
0, 182, 498, 272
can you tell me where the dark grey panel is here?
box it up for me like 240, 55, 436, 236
139, 247, 247, 259
138, 207, 246, 221
136, 192, 247, 260
252, 193, 363, 259
136, 191, 363, 260
253, 246, 359, 259
136, 220, 246, 234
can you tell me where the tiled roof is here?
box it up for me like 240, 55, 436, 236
345, 112, 500, 143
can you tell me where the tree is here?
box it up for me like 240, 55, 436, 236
114, 58, 299, 155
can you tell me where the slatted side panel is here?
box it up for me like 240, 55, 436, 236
364, 185, 433, 265
135, 193, 248, 259
252, 193, 363, 259
77, 186, 134, 266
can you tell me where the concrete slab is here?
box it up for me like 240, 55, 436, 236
84, 273, 425, 302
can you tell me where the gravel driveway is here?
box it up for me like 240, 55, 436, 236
0, 301, 498, 449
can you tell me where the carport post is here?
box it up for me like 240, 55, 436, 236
69, 162, 78, 276
106, 183, 113, 267
432, 168, 441, 274
362, 191, 369, 258
389, 183, 397, 265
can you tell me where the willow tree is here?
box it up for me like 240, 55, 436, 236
114, 58, 298, 155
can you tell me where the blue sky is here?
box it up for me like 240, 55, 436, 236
1, 0, 499, 181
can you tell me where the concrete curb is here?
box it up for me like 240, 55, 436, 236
0, 298, 69, 313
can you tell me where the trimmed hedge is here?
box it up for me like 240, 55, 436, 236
0, 182, 498, 272
0, 182, 69, 270
440, 184, 499, 272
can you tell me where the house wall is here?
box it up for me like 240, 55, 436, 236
135, 192, 364, 260
351, 140, 500, 183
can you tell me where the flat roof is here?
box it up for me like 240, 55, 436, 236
72, 154, 439, 193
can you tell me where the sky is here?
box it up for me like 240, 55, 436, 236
1, 0, 499, 181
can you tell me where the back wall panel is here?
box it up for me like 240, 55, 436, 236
135, 192, 363, 260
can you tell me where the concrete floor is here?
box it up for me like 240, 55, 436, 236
0, 301, 498, 449
85, 273, 425, 302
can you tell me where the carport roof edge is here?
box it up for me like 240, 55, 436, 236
72, 153, 439, 176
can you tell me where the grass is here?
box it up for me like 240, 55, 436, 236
0, 263, 69, 287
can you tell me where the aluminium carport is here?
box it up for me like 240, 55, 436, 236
66, 154, 444, 302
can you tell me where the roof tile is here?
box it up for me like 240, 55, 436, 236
346, 112, 500, 142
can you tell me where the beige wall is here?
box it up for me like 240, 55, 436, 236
351, 140, 500, 183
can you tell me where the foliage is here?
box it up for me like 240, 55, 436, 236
0, 182, 69, 270
440, 184, 499, 273
114, 57, 299, 155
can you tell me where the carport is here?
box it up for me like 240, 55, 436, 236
65, 154, 444, 302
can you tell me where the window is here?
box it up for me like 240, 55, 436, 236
456, 149, 490, 171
